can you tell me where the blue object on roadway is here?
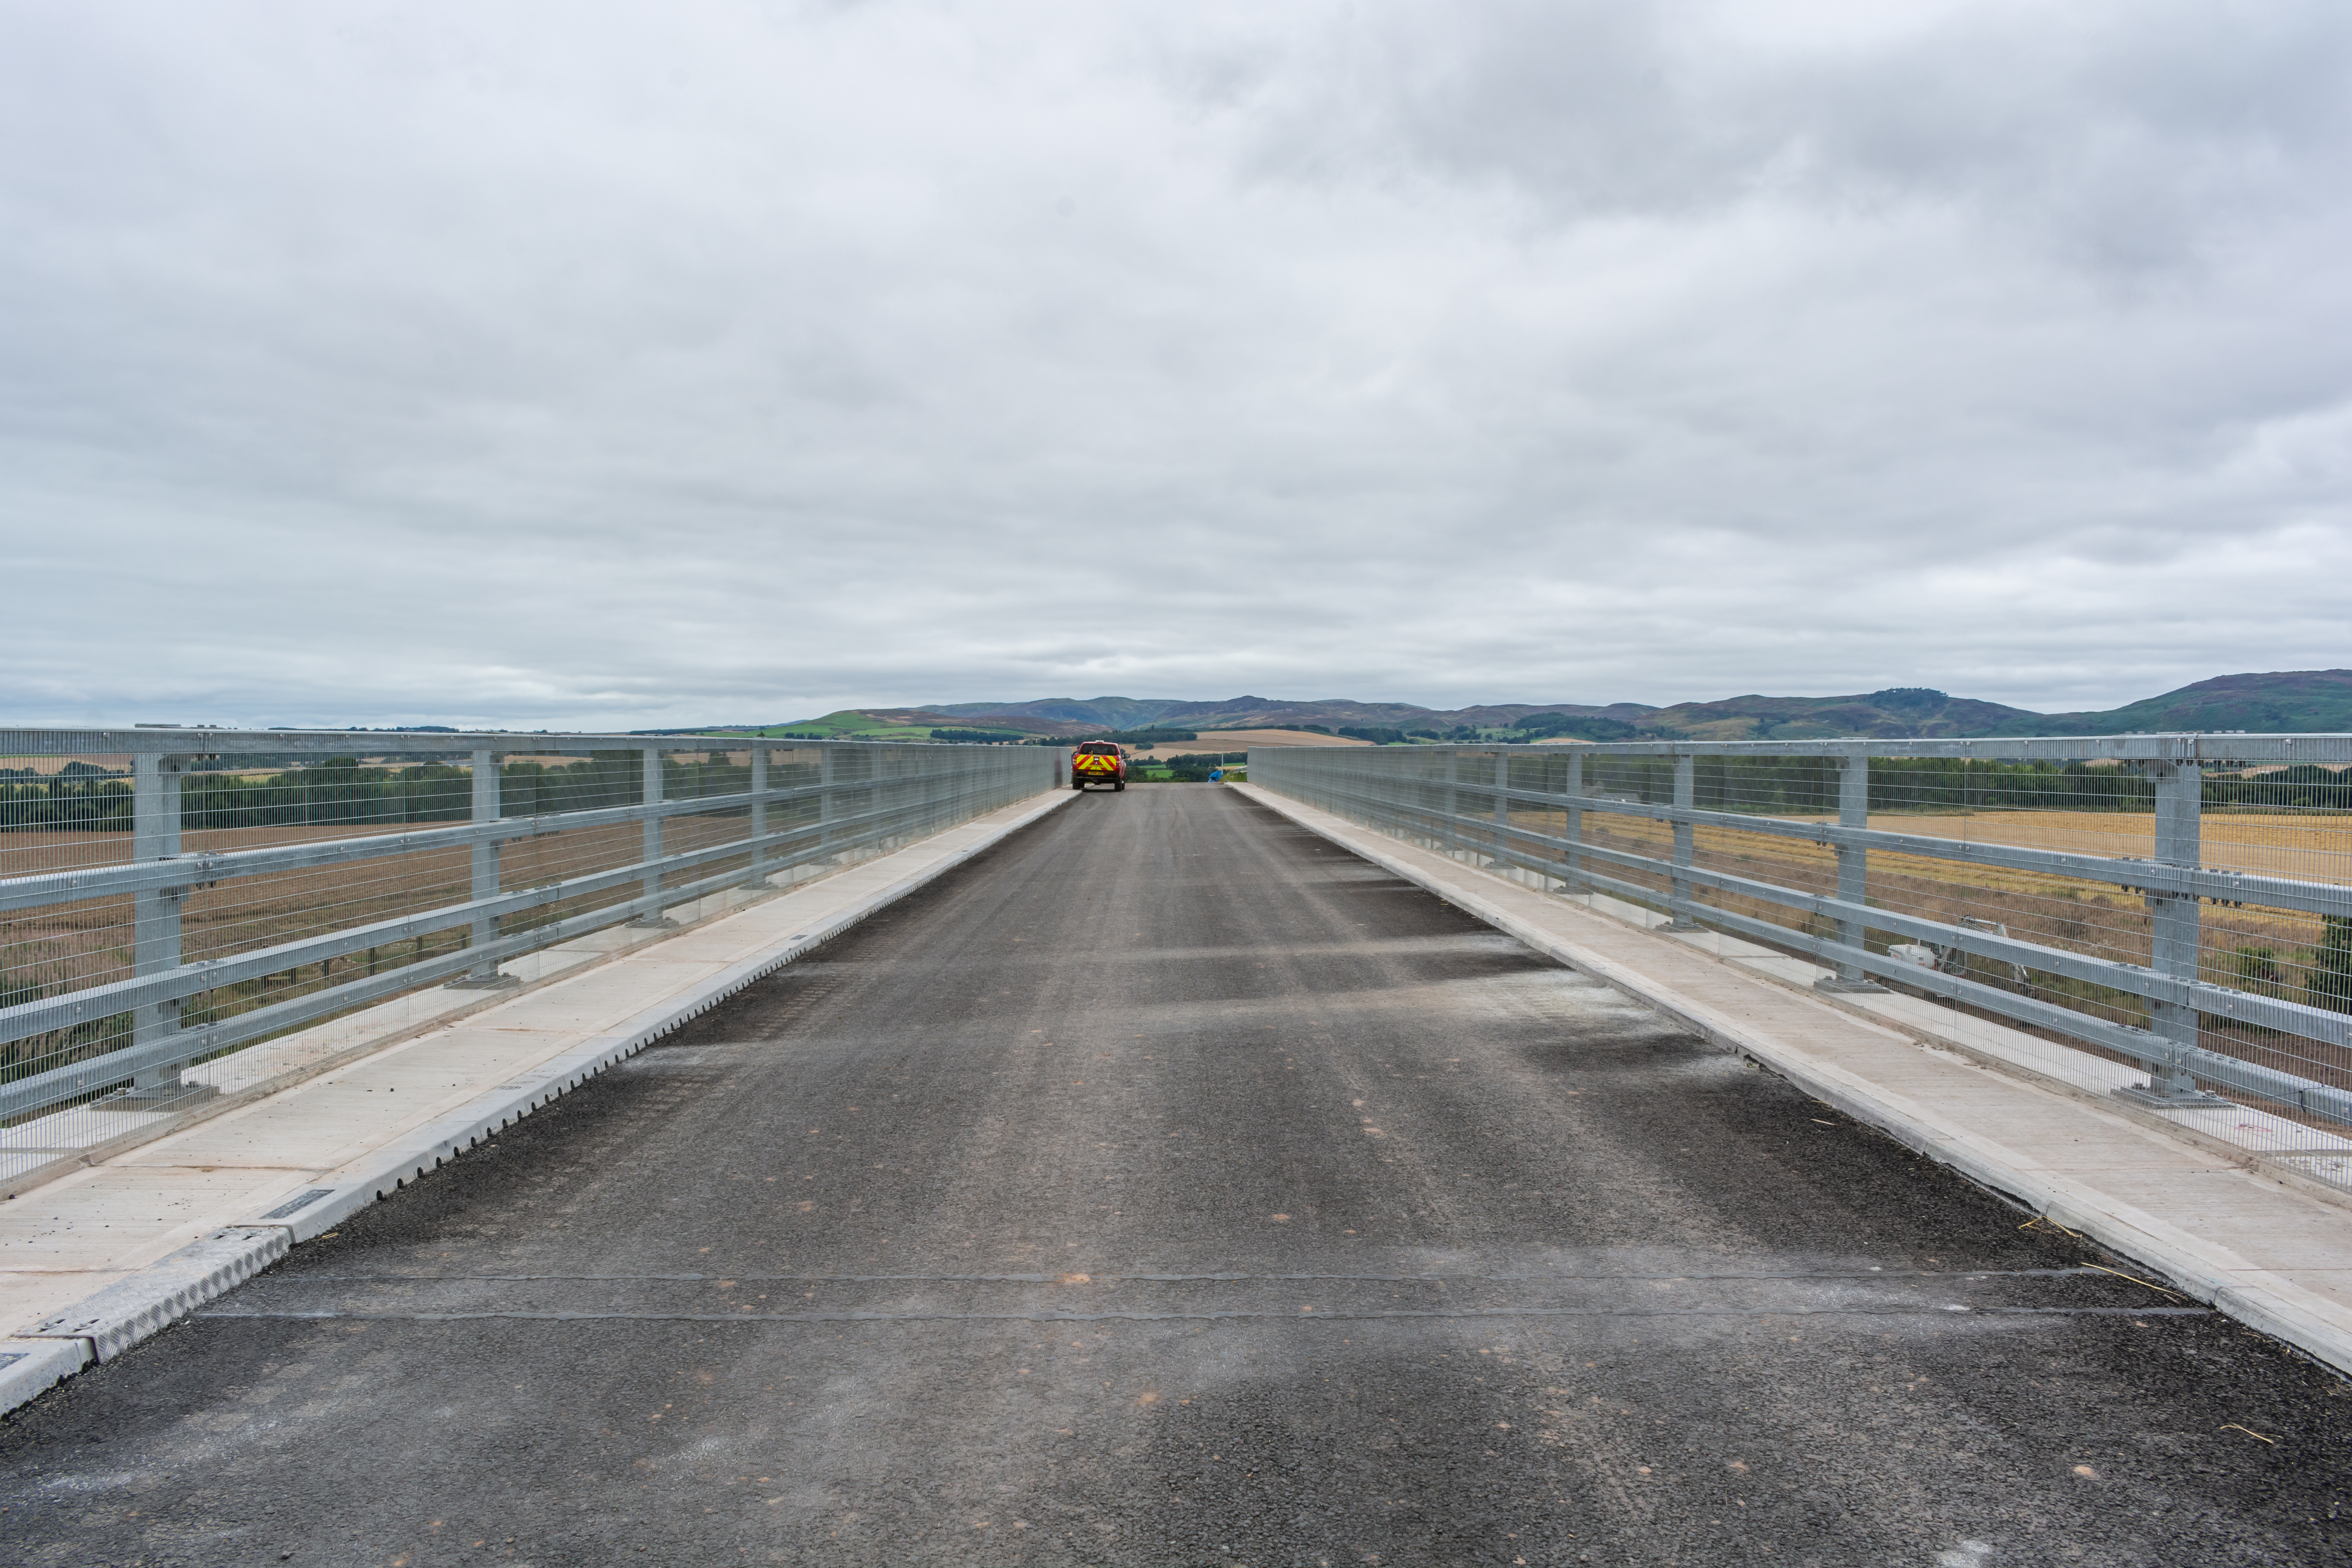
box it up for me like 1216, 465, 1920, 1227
1208, 768, 1223, 782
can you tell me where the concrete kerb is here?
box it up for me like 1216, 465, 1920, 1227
0, 787, 1076, 1415
0, 1339, 89, 1410
1232, 783, 2352, 1379
22, 1226, 289, 1363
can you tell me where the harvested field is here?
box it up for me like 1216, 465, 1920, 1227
1492, 802, 2352, 1102
0, 800, 791, 1065
1857, 809, 2352, 884
1151, 729, 1374, 752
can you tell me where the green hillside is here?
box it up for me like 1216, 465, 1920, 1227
724, 670, 2352, 745
1999, 670, 2352, 737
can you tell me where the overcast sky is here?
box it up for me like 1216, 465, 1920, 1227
4, 0, 2347, 730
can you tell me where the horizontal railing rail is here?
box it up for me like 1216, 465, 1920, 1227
1250, 735, 2352, 1136
0, 726, 1063, 1130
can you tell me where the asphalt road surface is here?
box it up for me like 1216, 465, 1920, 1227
4, 788, 2348, 1566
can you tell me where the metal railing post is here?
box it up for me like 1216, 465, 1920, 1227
2123, 758, 2224, 1105
748, 743, 769, 886
449, 747, 517, 987
1493, 751, 1509, 869
1668, 752, 1700, 929
118, 751, 205, 1104
1816, 746, 1884, 993
820, 746, 840, 863
631, 745, 677, 928
1444, 750, 1460, 858
1564, 750, 1584, 893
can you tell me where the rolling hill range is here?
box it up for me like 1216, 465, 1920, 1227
688, 670, 2352, 743
916, 671, 2352, 741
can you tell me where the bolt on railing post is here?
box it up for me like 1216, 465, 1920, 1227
1667, 753, 1701, 930
748, 743, 769, 886
121, 751, 197, 1103
1563, 750, 1585, 893
1815, 747, 1885, 993
2122, 758, 2223, 1105
449, 747, 517, 987
630, 745, 677, 928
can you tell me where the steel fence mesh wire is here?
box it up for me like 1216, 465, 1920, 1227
1250, 740, 2352, 1188
0, 735, 1053, 1186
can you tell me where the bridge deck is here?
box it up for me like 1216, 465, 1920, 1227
3, 788, 2346, 1563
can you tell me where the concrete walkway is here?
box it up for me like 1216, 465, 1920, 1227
1234, 782, 2352, 1379
0, 788, 1074, 1408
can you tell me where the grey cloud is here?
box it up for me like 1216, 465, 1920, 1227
1231, 1, 2352, 256
1, 1, 2347, 729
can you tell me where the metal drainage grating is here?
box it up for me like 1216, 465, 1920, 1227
261, 1188, 335, 1221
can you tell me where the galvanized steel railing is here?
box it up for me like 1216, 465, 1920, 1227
0, 728, 1060, 1133
1250, 736, 2352, 1142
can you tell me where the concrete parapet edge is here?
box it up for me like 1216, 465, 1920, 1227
22, 1227, 289, 1363
0, 1339, 89, 1410
1233, 782, 2352, 1381
0, 788, 1076, 1419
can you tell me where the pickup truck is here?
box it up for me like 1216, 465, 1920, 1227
1070, 741, 1128, 791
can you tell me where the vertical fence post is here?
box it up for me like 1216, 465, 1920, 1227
121, 751, 203, 1103
1667, 752, 1700, 929
2124, 757, 2223, 1105
450, 747, 517, 987
748, 743, 769, 886
632, 745, 676, 928
1444, 751, 1460, 858
820, 745, 840, 864
1564, 750, 1585, 895
1815, 746, 1884, 992
1492, 751, 1509, 871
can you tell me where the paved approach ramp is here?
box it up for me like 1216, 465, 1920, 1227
3, 789, 2345, 1564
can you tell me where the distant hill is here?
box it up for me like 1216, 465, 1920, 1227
744, 670, 2352, 743
921, 689, 2034, 740
1993, 670, 2352, 737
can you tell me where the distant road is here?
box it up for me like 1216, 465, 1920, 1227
3, 788, 2343, 1564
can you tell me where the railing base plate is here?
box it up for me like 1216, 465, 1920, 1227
93, 1084, 221, 1113
2112, 1084, 2233, 1111
1814, 977, 1889, 994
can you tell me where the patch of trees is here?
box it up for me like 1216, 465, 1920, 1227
2233, 916, 2352, 1020
927, 728, 1020, 743
2203, 764, 2350, 811
1140, 752, 1247, 780
1559, 756, 2196, 814
1513, 713, 1642, 741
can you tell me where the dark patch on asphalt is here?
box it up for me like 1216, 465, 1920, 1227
2, 787, 2348, 1566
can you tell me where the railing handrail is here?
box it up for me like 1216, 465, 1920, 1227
1243, 733, 2352, 763
0, 730, 1065, 1129
1249, 732, 2352, 1131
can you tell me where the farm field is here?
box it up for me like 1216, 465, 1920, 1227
1473, 801, 2352, 1105
1499, 804, 2349, 994
0, 802, 786, 1078
1843, 809, 2352, 885
1164, 728, 1373, 751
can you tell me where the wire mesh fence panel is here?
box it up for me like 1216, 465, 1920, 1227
1250, 735, 2352, 1190
0, 728, 1057, 1187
